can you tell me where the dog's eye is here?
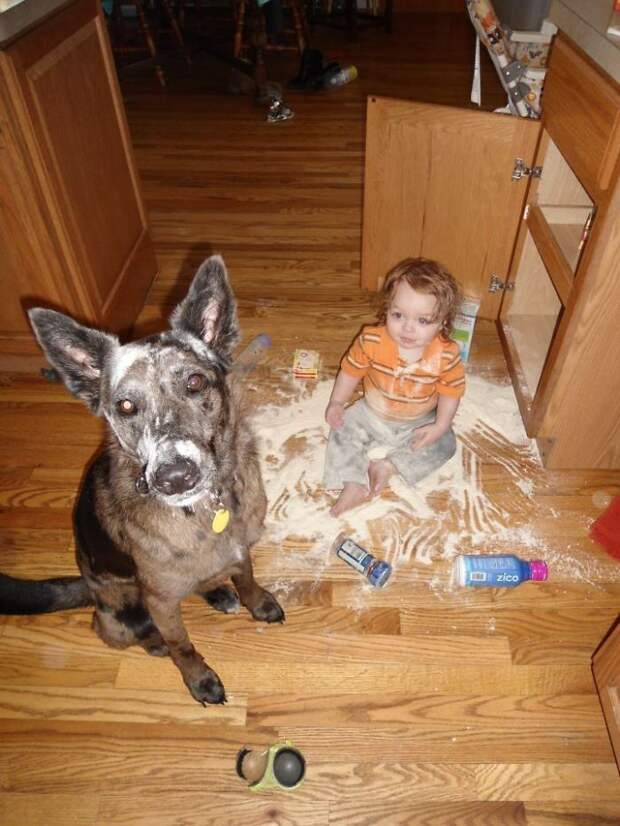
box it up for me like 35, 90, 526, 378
117, 398, 137, 416
187, 373, 206, 393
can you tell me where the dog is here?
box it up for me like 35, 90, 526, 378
0, 255, 284, 705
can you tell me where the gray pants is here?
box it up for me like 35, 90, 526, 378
323, 399, 456, 490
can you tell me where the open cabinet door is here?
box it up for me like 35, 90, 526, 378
361, 96, 540, 319
593, 621, 620, 773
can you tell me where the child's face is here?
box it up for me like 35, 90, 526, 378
386, 281, 443, 351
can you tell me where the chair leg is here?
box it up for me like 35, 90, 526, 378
161, 0, 192, 69
234, 0, 247, 59
134, 0, 166, 86
250, 1, 269, 97
383, 0, 393, 33
345, 0, 358, 40
290, 0, 308, 54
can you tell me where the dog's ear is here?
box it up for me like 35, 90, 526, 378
28, 308, 118, 413
170, 255, 240, 357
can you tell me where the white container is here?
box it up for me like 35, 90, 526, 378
452, 296, 481, 362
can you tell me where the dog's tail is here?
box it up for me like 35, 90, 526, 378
0, 573, 93, 614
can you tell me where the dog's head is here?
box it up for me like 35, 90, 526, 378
29, 255, 241, 508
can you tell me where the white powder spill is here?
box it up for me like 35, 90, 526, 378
249, 373, 620, 599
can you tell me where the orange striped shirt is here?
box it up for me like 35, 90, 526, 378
341, 325, 465, 421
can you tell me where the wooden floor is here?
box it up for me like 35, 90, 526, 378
1, 11, 620, 825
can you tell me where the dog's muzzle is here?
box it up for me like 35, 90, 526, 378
152, 457, 201, 496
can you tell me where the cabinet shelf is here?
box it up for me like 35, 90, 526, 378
539, 205, 593, 271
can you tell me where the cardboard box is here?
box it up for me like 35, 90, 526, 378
292, 349, 320, 379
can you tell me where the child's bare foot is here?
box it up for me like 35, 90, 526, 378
368, 458, 396, 495
330, 482, 370, 517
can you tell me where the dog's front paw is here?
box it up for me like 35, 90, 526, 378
251, 591, 285, 624
189, 669, 227, 706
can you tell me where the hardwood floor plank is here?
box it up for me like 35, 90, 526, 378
0, 528, 73, 555
111, 627, 511, 667
115, 658, 598, 696
475, 762, 620, 801
0, 719, 278, 793
0, 793, 99, 826
399, 606, 620, 641
247, 693, 604, 729
524, 800, 620, 825
96, 793, 329, 826
274, 726, 612, 764
0, 482, 77, 511
0, 445, 98, 474
0, 656, 117, 689
0, 549, 82, 579
180, 601, 402, 635
0, 510, 79, 530
0, 615, 118, 687
327, 800, 527, 825
0, 684, 246, 725
508, 638, 609, 665
3, 616, 480, 669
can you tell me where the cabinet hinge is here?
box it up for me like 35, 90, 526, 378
512, 158, 543, 181
488, 274, 515, 293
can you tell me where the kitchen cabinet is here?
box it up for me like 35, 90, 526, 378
0, 0, 157, 368
361, 32, 620, 469
593, 621, 620, 773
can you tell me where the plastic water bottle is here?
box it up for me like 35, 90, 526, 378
233, 333, 271, 374
322, 65, 358, 89
454, 554, 548, 588
332, 533, 392, 587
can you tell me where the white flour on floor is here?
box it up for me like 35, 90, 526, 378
249, 373, 619, 595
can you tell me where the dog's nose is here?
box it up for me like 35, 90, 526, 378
153, 458, 200, 495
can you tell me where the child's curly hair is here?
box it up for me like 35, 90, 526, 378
376, 257, 461, 339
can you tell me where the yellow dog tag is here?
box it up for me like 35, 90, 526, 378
211, 508, 230, 534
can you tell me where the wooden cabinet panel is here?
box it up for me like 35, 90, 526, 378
0, 0, 157, 361
543, 35, 620, 194
14, 17, 145, 313
534, 192, 620, 468
361, 96, 540, 318
593, 622, 620, 773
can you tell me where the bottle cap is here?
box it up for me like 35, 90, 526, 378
368, 560, 392, 588
529, 560, 548, 581
454, 554, 467, 587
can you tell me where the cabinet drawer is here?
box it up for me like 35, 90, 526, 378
543, 35, 620, 194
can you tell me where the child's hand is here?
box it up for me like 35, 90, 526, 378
411, 423, 445, 451
325, 401, 345, 429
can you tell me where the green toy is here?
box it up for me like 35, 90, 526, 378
236, 740, 305, 792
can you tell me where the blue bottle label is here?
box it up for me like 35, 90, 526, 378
336, 538, 371, 574
457, 555, 527, 588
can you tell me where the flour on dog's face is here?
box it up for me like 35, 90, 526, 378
110, 343, 144, 390
104, 337, 229, 507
